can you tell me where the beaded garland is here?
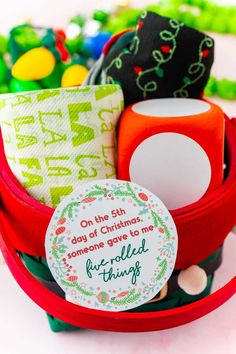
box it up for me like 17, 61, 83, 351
205, 76, 236, 100
103, 0, 236, 37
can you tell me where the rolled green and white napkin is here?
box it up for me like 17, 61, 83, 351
0, 85, 124, 207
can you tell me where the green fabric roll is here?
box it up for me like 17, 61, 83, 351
19, 248, 220, 332
46, 314, 80, 332
20, 253, 54, 282
46, 275, 213, 331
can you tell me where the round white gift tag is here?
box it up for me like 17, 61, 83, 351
45, 180, 178, 312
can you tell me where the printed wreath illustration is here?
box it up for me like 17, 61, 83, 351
49, 182, 176, 309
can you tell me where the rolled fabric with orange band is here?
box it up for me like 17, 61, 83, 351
118, 98, 224, 210
0, 116, 236, 269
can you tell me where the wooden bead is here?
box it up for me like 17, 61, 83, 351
177, 265, 207, 295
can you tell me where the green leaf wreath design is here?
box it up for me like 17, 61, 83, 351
155, 258, 168, 281
159, 243, 175, 257
61, 279, 94, 297
61, 202, 80, 219
151, 210, 170, 240
52, 236, 68, 260
110, 289, 141, 306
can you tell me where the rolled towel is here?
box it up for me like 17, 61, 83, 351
0, 85, 124, 207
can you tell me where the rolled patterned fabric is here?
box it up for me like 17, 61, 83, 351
0, 85, 124, 207
90, 11, 214, 107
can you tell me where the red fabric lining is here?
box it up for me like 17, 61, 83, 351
102, 30, 131, 55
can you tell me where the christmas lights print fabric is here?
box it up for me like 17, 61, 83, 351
101, 11, 214, 106
0, 85, 124, 207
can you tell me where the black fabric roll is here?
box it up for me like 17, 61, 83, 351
101, 11, 214, 106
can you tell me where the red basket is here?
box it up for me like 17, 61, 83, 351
0, 116, 236, 332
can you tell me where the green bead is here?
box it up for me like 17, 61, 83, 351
61, 61, 73, 73
70, 15, 87, 28
105, 17, 128, 34
65, 36, 83, 55
196, 13, 212, 31
228, 16, 236, 35
42, 32, 55, 48
179, 12, 195, 28
11, 25, 42, 51
9, 78, 42, 93
0, 58, 8, 84
0, 34, 8, 56
72, 55, 88, 67
93, 10, 109, 24
217, 79, 236, 100
0, 84, 9, 94
41, 63, 62, 88
210, 14, 228, 34
9, 25, 42, 63
204, 76, 217, 97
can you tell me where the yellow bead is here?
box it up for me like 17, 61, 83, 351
12, 47, 56, 80
61, 64, 89, 88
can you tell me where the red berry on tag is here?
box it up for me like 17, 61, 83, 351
82, 197, 96, 203
161, 45, 171, 54
138, 192, 148, 201
117, 291, 129, 298
201, 49, 209, 58
55, 226, 65, 235
67, 276, 78, 282
97, 291, 109, 304
158, 227, 164, 234
58, 217, 66, 225
134, 66, 143, 75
